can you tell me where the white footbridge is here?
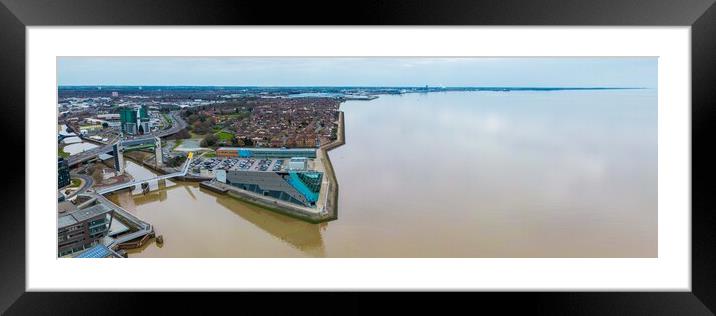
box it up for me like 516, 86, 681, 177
96, 152, 194, 195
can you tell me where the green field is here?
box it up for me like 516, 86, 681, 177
162, 114, 172, 127
172, 139, 183, 150
189, 131, 206, 138
69, 178, 82, 188
215, 131, 234, 141
58, 147, 70, 158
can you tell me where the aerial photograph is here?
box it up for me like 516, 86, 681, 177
56, 57, 657, 258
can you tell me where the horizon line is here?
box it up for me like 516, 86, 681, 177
57, 85, 647, 89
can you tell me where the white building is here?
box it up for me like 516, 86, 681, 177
97, 113, 120, 120
288, 157, 308, 171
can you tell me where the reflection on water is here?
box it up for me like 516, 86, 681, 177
214, 194, 327, 256
112, 90, 657, 258
113, 161, 326, 257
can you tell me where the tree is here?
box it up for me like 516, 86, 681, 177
202, 120, 213, 131
200, 134, 218, 147
138, 124, 144, 135
188, 114, 199, 123
102, 122, 109, 129
167, 155, 187, 167
173, 128, 191, 139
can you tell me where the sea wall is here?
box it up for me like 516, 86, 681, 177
317, 111, 345, 221
200, 180, 327, 224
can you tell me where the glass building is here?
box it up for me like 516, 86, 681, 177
120, 105, 150, 135
219, 170, 323, 207
119, 107, 138, 134
58, 157, 70, 188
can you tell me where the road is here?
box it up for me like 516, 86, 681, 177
66, 111, 188, 167
65, 173, 94, 198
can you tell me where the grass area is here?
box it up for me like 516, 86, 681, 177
79, 124, 102, 130
58, 147, 70, 158
162, 114, 172, 128
189, 131, 206, 139
69, 178, 82, 188
214, 130, 234, 141
172, 139, 184, 150
203, 151, 217, 158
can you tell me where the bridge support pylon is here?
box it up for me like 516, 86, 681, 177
113, 143, 126, 175
154, 137, 163, 167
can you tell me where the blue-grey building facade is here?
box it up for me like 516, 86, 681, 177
217, 169, 323, 207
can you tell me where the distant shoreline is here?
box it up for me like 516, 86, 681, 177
58, 85, 647, 90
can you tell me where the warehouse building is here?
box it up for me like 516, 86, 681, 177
216, 147, 317, 159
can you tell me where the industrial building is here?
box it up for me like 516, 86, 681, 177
216, 147, 317, 159
58, 203, 114, 257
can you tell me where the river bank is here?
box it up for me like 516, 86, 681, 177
317, 110, 345, 221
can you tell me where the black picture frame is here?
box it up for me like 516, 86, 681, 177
1, 0, 714, 314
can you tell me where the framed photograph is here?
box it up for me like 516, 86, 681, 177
2, 0, 715, 314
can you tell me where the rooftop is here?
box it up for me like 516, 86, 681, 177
58, 203, 113, 229
58, 200, 78, 214
58, 214, 78, 228
217, 147, 316, 152
75, 244, 112, 258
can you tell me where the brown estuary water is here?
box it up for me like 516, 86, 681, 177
110, 90, 657, 257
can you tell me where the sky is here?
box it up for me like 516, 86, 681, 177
57, 57, 657, 88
